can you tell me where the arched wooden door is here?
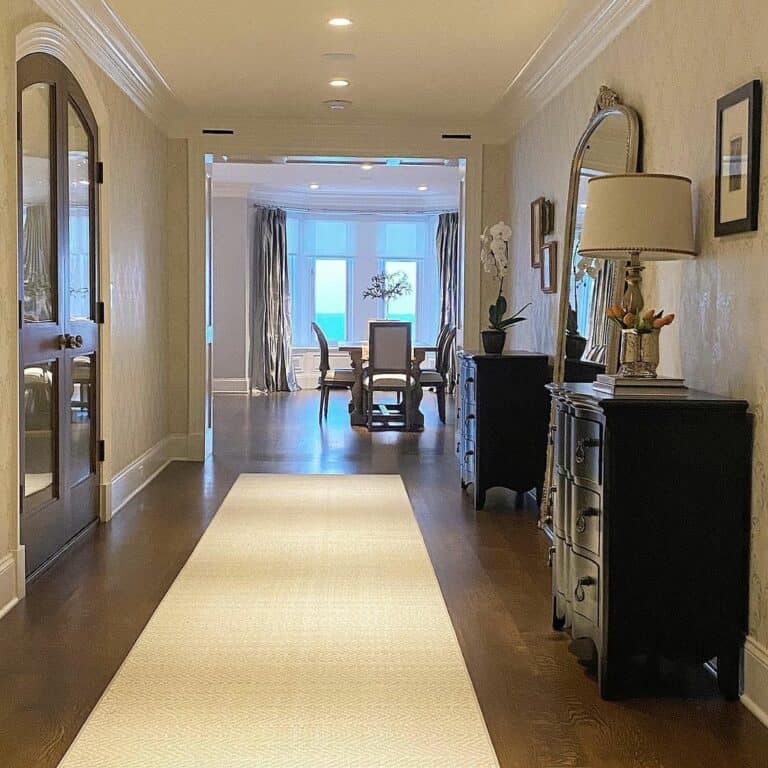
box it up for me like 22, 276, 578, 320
17, 53, 101, 577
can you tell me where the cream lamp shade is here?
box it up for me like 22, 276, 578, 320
578, 173, 697, 261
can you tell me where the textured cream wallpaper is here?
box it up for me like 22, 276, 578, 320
166, 139, 189, 437
86, 59, 171, 473
507, 0, 768, 646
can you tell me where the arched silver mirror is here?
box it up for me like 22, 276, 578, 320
541, 86, 641, 526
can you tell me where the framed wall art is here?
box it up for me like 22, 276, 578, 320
540, 241, 557, 294
715, 79, 762, 236
530, 197, 554, 267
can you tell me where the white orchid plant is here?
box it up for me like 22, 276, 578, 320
480, 221, 531, 332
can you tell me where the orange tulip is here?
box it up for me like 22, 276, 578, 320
652, 313, 675, 328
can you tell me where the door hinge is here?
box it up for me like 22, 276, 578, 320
96, 161, 104, 184
95, 301, 105, 324
18, 299, 22, 329
97, 440, 105, 462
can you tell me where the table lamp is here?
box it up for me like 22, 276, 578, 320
578, 173, 697, 378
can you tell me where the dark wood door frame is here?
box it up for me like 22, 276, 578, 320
17, 52, 101, 578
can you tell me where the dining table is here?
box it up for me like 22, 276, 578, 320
338, 343, 437, 431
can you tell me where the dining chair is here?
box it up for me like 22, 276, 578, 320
420, 326, 456, 423
363, 321, 414, 430
312, 322, 355, 423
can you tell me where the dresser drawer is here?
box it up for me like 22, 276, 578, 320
570, 483, 601, 557
570, 415, 602, 486
461, 410, 476, 443
553, 469, 567, 538
571, 553, 599, 627
461, 443, 475, 484
554, 398, 568, 471
460, 364, 476, 406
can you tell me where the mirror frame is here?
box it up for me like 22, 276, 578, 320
541, 86, 642, 526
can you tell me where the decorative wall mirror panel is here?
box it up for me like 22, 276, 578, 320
542, 86, 641, 525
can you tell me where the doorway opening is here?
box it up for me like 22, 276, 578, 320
208, 155, 465, 445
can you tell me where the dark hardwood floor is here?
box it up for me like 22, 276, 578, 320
2, 390, 768, 767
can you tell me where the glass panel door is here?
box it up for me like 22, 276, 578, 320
18, 53, 100, 577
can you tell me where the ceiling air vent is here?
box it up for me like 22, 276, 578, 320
441, 133, 472, 140
202, 128, 235, 135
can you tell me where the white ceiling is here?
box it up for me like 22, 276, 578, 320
212, 160, 462, 211
106, 0, 568, 125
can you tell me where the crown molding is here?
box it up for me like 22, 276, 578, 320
32, 0, 178, 131
494, 0, 651, 135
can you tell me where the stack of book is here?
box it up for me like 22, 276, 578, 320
592, 374, 688, 397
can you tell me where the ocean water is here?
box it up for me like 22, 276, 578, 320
315, 313, 345, 342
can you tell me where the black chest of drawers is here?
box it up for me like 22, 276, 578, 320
457, 351, 550, 509
549, 383, 751, 700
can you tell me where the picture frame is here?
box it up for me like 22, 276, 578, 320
540, 241, 557, 294
715, 80, 762, 236
530, 197, 554, 267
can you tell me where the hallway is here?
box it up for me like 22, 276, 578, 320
2, 392, 768, 767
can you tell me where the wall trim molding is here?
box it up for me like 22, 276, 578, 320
0, 550, 23, 621
30, 1, 177, 130
742, 636, 768, 727
495, 0, 651, 133
213, 377, 250, 394
107, 434, 192, 521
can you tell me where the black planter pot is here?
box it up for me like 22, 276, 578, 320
481, 329, 506, 354
565, 332, 587, 360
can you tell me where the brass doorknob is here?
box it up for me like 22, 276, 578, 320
58, 333, 83, 349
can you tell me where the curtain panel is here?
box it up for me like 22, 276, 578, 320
250, 206, 299, 393
23, 204, 52, 322
583, 259, 616, 363
436, 211, 459, 392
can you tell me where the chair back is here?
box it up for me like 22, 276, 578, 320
311, 322, 331, 375
437, 326, 456, 377
368, 321, 412, 374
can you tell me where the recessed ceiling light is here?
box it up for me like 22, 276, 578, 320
361, 163, 373, 171
418, 185, 429, 192
328, 17, 352, 26
329, 78, 350, 88
324, 99, 351, 110
309, 183, 320, 190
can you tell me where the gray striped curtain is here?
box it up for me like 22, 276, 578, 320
583, 259, 616, 363
436, 212, 459, 392
23, 204, 52, 322
249, 206, 299, 393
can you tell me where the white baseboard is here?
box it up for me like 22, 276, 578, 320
296, 373, 317, 389
213, 377, 250, 394
0, 548, 24, 620
107, 433, 194, 521
742, 636, 768, 727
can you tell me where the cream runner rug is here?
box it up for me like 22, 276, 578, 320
59, 474, 499, 767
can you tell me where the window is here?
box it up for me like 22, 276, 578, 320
314, 259, 347, 342
383, 259, 417, 332
288, 212, 440, 347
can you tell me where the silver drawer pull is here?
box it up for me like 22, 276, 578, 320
575, 507, 599, 534
575, 437, 600, 464
574, 576, 595, 602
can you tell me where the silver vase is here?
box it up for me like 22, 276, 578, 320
618, 329, 660, 378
